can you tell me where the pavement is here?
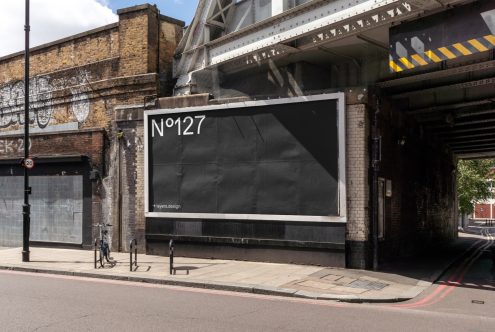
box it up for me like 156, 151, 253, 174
0, 233, 484, 303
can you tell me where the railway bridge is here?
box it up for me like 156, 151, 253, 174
145, 0, 495, 269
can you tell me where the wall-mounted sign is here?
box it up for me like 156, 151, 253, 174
386, 179, 392, 198
389, 0, 495, 72
144, 93, 346, 223
24, 158, 35, 169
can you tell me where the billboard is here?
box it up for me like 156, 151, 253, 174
145, 93, 346, 223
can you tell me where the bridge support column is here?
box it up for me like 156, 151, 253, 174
345, 103, 372, 269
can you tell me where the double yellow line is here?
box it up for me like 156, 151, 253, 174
390, 34, 495, 72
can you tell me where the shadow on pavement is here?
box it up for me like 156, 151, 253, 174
378, 233, 483, 284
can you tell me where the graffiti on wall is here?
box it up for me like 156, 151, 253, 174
0, 138, 32, 154
0, 70, 92, 130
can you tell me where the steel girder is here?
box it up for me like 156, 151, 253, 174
174, 0, 459, 94
207, 0, 427, 67
378, 59, 495, 89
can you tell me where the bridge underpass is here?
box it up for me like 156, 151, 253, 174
379, 58, 495, 160
149, 0, 495, 269
375, 52, 495, 266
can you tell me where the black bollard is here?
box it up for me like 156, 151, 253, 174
129, 240, 133, 271
129, 239, 137, 271
94, 239, 97, 269
169, 239, 174, 275
134, 239, 138, 268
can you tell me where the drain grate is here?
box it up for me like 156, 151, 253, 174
348, 279, 389, 290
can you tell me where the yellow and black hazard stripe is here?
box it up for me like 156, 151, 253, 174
389, 34, 495, 73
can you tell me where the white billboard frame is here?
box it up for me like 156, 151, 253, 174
144, 93, 346, 223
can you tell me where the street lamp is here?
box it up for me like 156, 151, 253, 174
22, 0, 31, 262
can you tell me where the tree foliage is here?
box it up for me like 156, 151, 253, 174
457, 159, 495, 215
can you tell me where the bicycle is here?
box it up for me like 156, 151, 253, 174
96, 223, 113, 268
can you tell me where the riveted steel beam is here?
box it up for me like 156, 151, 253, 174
449, 140, 495, 149
206, 0, 236, 29
174, 0, 468, 94
408, 99, 495, 115
442, 132, 495, 141
426, 117, 495, 129
444, 135, 495, 144
379, 59, 495, 89
356, 33, 389, 50
456, 151, 495, 159
452, 145, 495, 153
391, 77, 495, 99
416, 108, 495, 124
207, 0, 434, 67
437, 126, 495, 136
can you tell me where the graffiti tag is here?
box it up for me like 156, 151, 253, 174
0, 138, 32, 154
0, 70, 91, 130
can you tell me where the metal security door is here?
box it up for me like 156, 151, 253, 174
0, 175, 83, 247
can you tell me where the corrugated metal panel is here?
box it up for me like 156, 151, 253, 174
0, 175, 83, 246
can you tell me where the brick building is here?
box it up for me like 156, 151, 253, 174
472, 168, 495, 222
0, 4, 183, 250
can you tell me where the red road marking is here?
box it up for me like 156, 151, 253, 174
390, 238, 492, 309
414, 249, 485, 308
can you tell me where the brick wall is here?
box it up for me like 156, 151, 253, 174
0, 4, 184, 252
117, 6, 153, 76
159, 17, 185, 96
345, 104, 371, 269
474, 203, 492, 219
0, 129, 104, 168
113, 106, 146, 252
0, 27, 119, 84
0, 4, 183, 133
377, 101, 457, 260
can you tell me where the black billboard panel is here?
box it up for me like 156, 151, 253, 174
145, 94, 345, 221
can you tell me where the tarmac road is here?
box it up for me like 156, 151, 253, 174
383, 230, 495, 317
0, 236, 494, 332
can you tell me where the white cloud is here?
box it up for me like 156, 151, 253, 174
0, 0, 118, 57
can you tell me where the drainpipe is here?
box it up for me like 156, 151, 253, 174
371, 98, 381, 270
117, 129, 124, 252
156, 6, 160, 92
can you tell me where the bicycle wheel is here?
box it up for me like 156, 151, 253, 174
99, 248, 104, 267
104, 247, 110, 263
105, 248, 112, 262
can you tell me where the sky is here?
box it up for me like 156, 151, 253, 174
0, 0, 199, 57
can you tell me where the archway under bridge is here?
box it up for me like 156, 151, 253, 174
374, 49, 495, 264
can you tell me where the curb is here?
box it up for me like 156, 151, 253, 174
0, 264, 413, 303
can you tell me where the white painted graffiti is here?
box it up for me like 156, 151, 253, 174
71, 92, 91, 123
0, 70, 92, 129
0, 138, 32, 154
